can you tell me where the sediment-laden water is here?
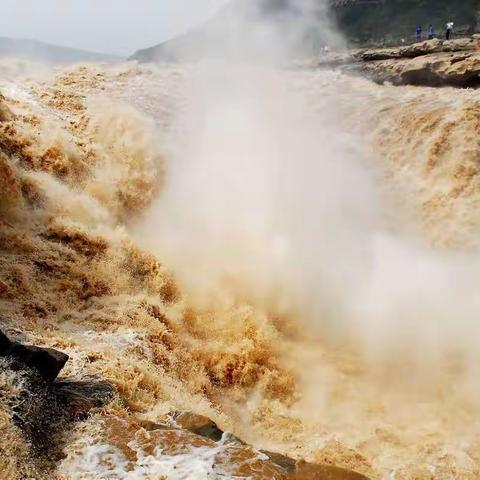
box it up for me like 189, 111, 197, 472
2, 60, 480, 479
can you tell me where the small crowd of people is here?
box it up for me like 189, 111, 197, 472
415, 21, 454, 42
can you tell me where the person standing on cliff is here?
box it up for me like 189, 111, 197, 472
446, 22, 454, 40
428, 24, 434, 40
416, 25, 423, 42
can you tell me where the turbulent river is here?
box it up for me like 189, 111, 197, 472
2, 59, 480, 479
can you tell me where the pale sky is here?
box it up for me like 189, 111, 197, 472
0, 0, 228, 56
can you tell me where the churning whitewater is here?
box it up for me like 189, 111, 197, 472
2, 56, 480, 480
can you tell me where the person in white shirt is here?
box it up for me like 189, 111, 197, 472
446, 22, 454, 40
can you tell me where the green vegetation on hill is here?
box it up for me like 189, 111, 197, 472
333, 0, 480, 45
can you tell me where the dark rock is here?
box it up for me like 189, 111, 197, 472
261, 450, 297, 471
9, 373, 116, 463
55, 379, 116, 419
172, 411, 225, 441
0, 328, 114, 474
139, 420, 173, 432
359, 48, 404, 61
140, 415, 245, 443
261, 451, 370, 479
294, 460, 370, 479
0, 329, 69, 383
221, 431, 246, 445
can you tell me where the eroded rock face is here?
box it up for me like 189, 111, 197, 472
315, 38, 480, 87
310, 37, 480, 87
361, 51, 480, 86
358, 38, 477, 62
359, 39, 442, 61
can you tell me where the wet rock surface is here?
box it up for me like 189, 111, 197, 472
13, 375, 115, 456
171, 412, 371, 479
93, 412, 371, 479
262, 450, 369, 479
0, 329, 69, 383
54, 379, 117, 418
0, 329, 115, 472
172, 410, 225, 441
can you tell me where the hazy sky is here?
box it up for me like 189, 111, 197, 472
0, 0, 227, 56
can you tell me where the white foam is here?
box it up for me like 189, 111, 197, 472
59, 434, 255, 480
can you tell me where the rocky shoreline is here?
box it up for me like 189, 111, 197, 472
312, 36, 480, 87
0, 328, 369, 479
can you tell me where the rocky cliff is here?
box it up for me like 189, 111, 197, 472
356, 36, 480, 86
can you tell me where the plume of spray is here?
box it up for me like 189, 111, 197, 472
152, 0, 345, 62
136, 0, 480, 392
136, 0, 370, 318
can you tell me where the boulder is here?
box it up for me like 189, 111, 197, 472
442, 38, 477, 52
261, 451, 369, 479
358, 38, 475, 63
294, 461, 371, 479
360, 51, 480, 87
399, 38, 443, 58
359, 47, 403, 61
172, 411, 225, 441
0, 329, 69, 383
55, 379, 116, 418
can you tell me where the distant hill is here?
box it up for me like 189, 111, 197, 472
130, 0, 311, 62
0, 37, 121, 64
131, 0, 480, 62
